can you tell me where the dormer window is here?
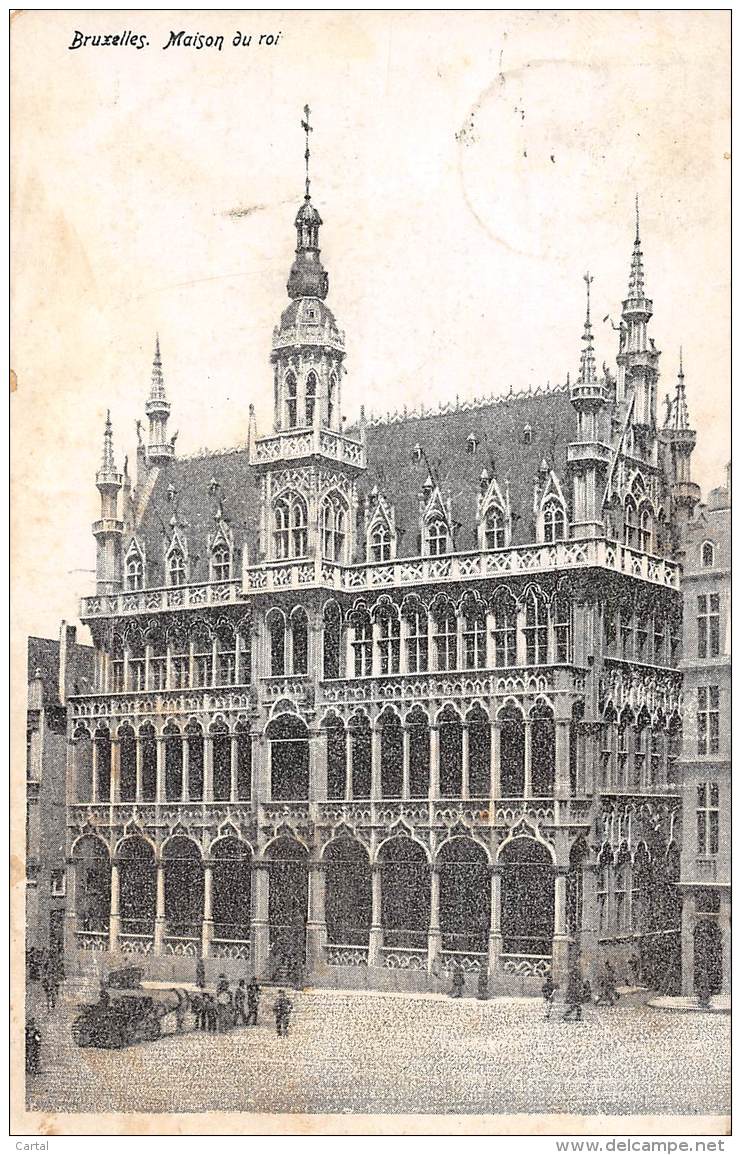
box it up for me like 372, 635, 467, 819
168, 548, 187, 587
702, 541, 715, 568
484, 508, 507, 550
370, 523, 391, 563
273, 492, 309, 560
427, 516, 449, 557
543, 499, 566, 543
523, 424, 532, 445
126, 555, 144, 591
211, 545, 231, 582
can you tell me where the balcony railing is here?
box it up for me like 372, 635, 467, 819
244, 538, 680, 596
69, 684, 253, 722
81, 579, 241, 621
250, 425, 365, 468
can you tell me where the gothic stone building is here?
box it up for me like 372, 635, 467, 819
65, 154, 700, 994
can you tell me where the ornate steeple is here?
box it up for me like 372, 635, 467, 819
627, 195, 645, 297
617, 196, 658, 430
668, 347, 691, 430
94, 411, 123, 593
145, 334, 174, 464
287, 106, 329, 301
97, 410, 118, 482
578, 272, 597, 385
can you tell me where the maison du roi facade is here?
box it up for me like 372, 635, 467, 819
64, 136, 712, 996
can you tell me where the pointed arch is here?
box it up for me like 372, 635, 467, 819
284, 370, 298, 428
124, 537, 146, 591
322, 599, 342, 680
321, 490, 349, 563
165, 529, 188, 587
305, 369, 318, 425
537, 471, 568, 544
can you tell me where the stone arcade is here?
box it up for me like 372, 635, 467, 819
65, 118, 701, 995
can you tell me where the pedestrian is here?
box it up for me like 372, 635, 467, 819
246, 978, 260, 1026
450, 968, 464, 998
205, 993, 218, 1033
542, 974, 557, 1019
26, 1016, 41, 1075
562, 971, 583, 1022
216, 974, 232, 1032
196, 959, 206, 989
581, 978, 592, 1006
234, 979, 248, 1026
477, 966, 490, 1001
273, 989, 293, 1037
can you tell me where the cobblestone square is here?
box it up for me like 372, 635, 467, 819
26, 984, 730, 1119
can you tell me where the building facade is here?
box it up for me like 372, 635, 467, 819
678, 470, 731, 998
64, 128, 702, 993
27, 626, 94, 968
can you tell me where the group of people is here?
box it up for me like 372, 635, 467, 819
190, 974, 294, 1037
542, 961, 621, 1022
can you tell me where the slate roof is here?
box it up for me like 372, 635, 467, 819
129, 386, 577, 577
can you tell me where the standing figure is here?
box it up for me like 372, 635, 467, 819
450, 969, 465, 998
542, 974, 556, 1020
562, 971, 583, 1022
25, 1016, 41, 1075
246, 978, 261, 1026
196, 959, 206, 989
205, 994, 218, 1033
273, 989, 293, 1037
216, 975, 232, 1032
234, 979, 248, 1026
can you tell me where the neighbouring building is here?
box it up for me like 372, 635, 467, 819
26, 626, 94, 969
63, 118, 703, 994
677, 468, 731, 998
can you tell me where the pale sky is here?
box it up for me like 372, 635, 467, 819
11, 10, 730, 648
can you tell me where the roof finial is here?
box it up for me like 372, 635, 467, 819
101, 410, 116, 473
635, 193, 640, 245
628, 197, 645, 298
301, 104, 313, 201
579, 271, 596, 384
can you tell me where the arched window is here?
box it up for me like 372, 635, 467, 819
211, 544, 231, 582
321, 494, 347, 562
127, 632, 145, 692
168, 547, 186, 587
139, 722, 157, 802
467, 704, 491, 798
543, 499, 566, 543
110, 634, 124, 692
350, 608, 372, 677
274, 498, 290, 559
499, 837, 555, 957
291, 495, 308, 557
378, 837, 430, 950
73, 835, 110, 933
192, 623, 212, 688
433, 600, 458, 671
439, 838, 490, 954
438, 705, 463, 797
118, 836, 155, 936
404, 600, 428, 673
407, 706, 430, 798
268, 610, 286, 677
215, 622, 236, 686
164, 721, 183, 801
375, 602, 400, 675
499, 703, 525, 797
285, 372, 297, 428
212, 838, 252, 943
186, 720, 204, 801
530, 701, 555, 797
379, 708, 403, 798
624, 496, 639, 549
324, 839, 371, 946
702, 541, 715, 568
369, 521, 392, 563
291, 607, 308, 675
211, 719, 232, 801
94, 726, 111, 802
163, 837, 204, 940
524, 590, 548, 665
492, 591, 517, 667
148, 628, 167, 690
348, 712, 371, 798
325, 714, 347, 800
462, 596, 486, 670
119, 723, 136, 802
267, 714, 309, 800
427, 516, 449, 557
638, 506, 653, 553
126, 552, 144, 591
322, 601, 342, 680
484, 507, 506, 550
327, 373, 337, 428
169, 628, 189, 690
235, 720, 252, 799
553, 593, 571, 663
73, 724, 93, 802
305, 371, 317, 425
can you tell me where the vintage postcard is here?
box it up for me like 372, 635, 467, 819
10, 9, 730, 1138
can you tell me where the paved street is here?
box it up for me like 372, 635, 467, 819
26, 981, 729, 1118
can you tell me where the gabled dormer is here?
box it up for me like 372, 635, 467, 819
477, 470, 512, 550
534, 466, 569, 544
364, 486, 398, 562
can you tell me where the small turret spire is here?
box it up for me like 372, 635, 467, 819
671, 348, 690, 430
578, 272, 597, 384
100, 410, 117, 474
149, 333, 166, 402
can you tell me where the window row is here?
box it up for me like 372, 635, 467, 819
697, 687, 720, 756
126, 542, 233, 592
603, 606, 680, 666
107, 627, 250, 693
318, 594, 572, 681
598, 712, 682, 791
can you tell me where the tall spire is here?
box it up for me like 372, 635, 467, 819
149, 333, 166, 402
578, 272, 597, 384
627, 194, 645, 298
287, 104, 329, 300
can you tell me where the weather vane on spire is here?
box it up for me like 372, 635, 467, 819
301, 104, 313, 200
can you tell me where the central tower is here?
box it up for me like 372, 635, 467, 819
271, 105, 346, 434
